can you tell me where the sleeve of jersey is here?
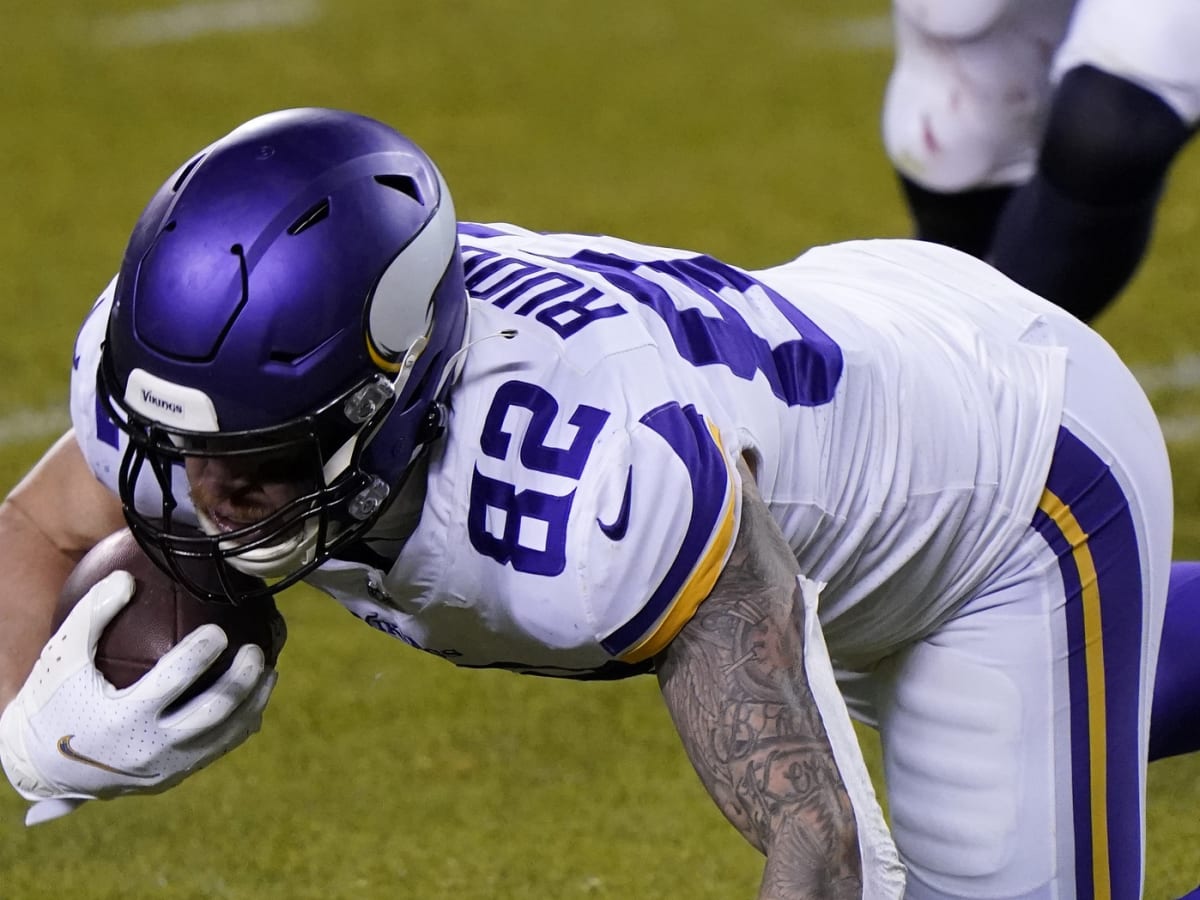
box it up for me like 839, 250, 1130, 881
68, 278, 124, 494
581, 401, 742, 665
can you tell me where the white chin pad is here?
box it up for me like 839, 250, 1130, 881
195, 510, 319, 579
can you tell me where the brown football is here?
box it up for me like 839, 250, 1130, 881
55, 529, 287, 703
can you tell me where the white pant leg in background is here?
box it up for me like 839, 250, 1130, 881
1054, 0, 1200, 126
882, 0, 1076, 191
884, 0, 1200, 193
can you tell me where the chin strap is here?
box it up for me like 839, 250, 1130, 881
437, 327, 518, 395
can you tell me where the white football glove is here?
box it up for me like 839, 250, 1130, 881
0, 570, 277, 826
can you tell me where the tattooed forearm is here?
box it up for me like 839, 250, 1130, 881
656, 464, 861, 900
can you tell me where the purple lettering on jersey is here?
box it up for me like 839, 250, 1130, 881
469, 380, 609, 576
468, 469, 574, 576
480, 381, 609, 479
534, 286, 626, 338
459, 231, 844, 402
469, 255, 559, 307
566, 250, 843, 407
463, 247, 626, 338
600, 401, 731, 657
461, 249, 539, 295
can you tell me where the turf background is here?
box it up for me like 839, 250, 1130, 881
3, 1, 1200, 896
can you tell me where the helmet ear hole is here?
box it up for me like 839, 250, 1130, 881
374, 174, 422, 202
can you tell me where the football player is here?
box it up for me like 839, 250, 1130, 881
884, 0, 1200, 322
0, 109, 1177, 899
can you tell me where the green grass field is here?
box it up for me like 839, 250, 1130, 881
3, 1, 1200, 897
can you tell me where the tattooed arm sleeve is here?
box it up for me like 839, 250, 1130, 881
654, 460, 863, 900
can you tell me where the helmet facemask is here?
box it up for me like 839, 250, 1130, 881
100, 340, 443, 602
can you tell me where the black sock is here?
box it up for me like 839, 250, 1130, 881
987, 66, 1191, 321
987, 175, 1159, 321
898, 175, 1014, 258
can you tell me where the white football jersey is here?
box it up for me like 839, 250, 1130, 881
70, 231, 1067, 678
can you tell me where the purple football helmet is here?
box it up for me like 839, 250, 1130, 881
98, 108, 469, 601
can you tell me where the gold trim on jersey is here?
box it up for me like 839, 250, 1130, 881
619, 422, 737, 664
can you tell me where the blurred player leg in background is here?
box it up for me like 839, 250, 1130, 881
882, 0, 1074, 256
988, 0, 1200, 322
883, 0, 1200, 323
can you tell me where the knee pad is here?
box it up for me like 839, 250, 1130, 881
1040, 65, 1191, 204
881, 648, 1025, 884
877, 640, 1057, 898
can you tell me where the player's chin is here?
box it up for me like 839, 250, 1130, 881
197, 506, 304, 547
204, 509, 255, 535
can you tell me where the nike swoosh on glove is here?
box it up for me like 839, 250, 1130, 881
0, 570, 277, 826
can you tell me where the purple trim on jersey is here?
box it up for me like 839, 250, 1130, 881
1032, 427, 1144, 900
600, 402, 729, 657
458, 223, 510, 239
